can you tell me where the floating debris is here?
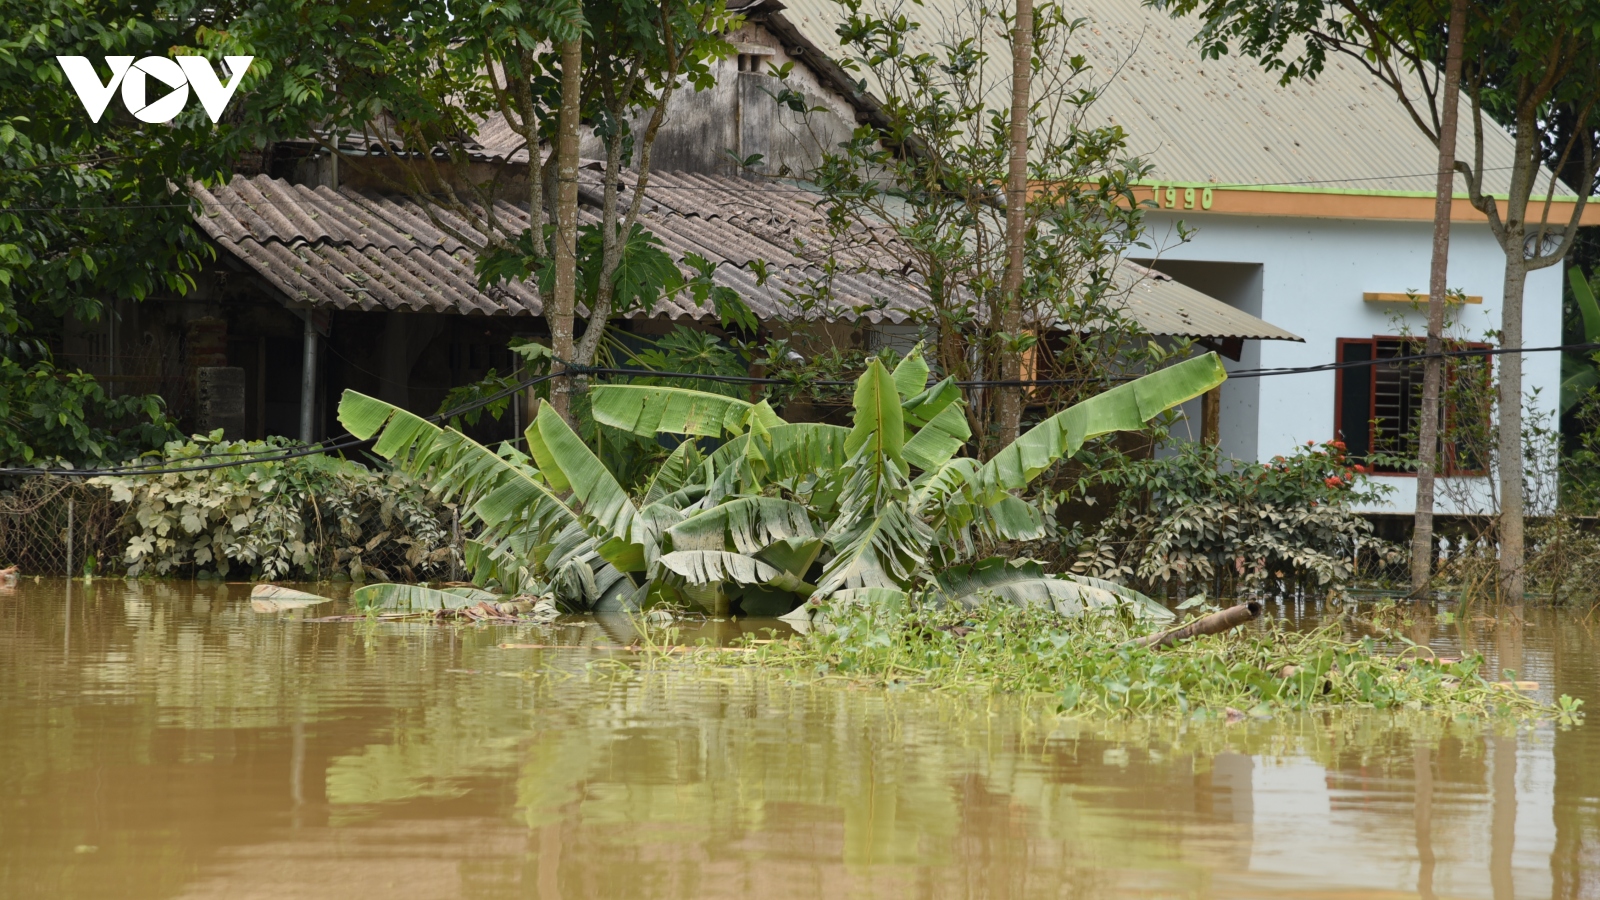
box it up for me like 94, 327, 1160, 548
250, 584, 334, 613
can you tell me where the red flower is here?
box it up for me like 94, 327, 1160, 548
1331, 441, 1346, 450
1325, 476, 1344, 489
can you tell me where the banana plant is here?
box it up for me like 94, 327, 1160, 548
339, 345, 1227, 621
1563, 267, 1600, 415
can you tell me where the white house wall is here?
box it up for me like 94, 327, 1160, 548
1142, 212, 1563, 515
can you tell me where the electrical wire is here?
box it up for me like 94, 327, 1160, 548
3, 162, 1565, 214
7, 341, 1595, 478
1, 371, 557, 478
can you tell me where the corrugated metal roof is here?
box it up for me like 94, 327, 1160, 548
773, 0, 1567, 197
1112, 262, 1301, 341
192, 173, 1298, 340
189, 173, 921, 321
192, 176, 541, 316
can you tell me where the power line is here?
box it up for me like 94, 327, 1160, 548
7, 341, 1593, 478
5, 161, 1574, 214
2, 371, 557, 478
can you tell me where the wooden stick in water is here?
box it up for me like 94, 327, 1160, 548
1126, 601, 1263, 650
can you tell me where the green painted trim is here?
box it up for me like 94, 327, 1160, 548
1137, 179, 1592, 203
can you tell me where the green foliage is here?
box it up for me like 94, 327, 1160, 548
0, 0, 250, 345
616, 327, 748, 398
0, 357, 177, 467
342, 344, 1226, 620
740, 601, 1566, 720
1059, 439, 1397, 595
436, 368, 520, 430
1562, 267, 1600, 415
93, 433, 457, 581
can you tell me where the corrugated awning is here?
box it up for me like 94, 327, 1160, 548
1106, 262, 1303, 341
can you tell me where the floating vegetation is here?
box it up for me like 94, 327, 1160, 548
670, 604, 1579, 723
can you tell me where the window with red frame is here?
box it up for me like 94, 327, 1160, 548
1334, 337, 1492, 475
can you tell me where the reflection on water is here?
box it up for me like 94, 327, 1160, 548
1, 578, 1597, 899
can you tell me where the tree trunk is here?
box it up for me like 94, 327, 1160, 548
549, 37, 583, 424
1201, 385, 1220, 447
1410, 0, 1467, 597
1499, 250, 1527, 603
519, 50, 547, 428
995, 0, 1033, 451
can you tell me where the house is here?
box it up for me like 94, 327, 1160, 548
765, 0, 1599, 514
60, 0, 1299, 451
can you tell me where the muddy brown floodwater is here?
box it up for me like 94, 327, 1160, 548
1, 579, 1597, 899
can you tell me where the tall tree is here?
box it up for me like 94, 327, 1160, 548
997, 0, 1035, 448
0, 0, 247, 464
1411, 0, 1466, 596
551, 36, 584, 423
1152, 0, 1600, 601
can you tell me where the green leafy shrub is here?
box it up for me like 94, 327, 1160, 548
0, 357, 178, 467
94, 433, 458, 581
1056, 439, 1398, 596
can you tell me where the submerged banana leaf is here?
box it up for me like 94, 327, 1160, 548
975, 353, 1227, 494
591, 384, 783, 437
351, 583, 500, 612
934, 558, 1173, 622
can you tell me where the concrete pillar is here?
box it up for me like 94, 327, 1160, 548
300, 313, 318, 443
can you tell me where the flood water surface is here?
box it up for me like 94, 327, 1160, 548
1, 578, 1597, 899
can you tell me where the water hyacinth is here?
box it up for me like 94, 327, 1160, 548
718, 603, 1575, 722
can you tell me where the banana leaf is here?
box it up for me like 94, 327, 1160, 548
351, 583, 500, 612
642, 440, 703, 505
338, 390, 583, 584
974, 353, 1227, 495
891, 346, 930, 399
1563, 267, 1600, 414
934, 557, 1172, 621
814, 465, 931, 597
655, 550, 783, 586
534, 402, 642, 550
668, 496, 818, 554
591, 384, 784, 437
843, 358, 907, 473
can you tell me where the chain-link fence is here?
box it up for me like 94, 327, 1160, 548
0, 477, 127, 576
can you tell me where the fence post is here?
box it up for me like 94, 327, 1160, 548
65, 497, 74, 579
